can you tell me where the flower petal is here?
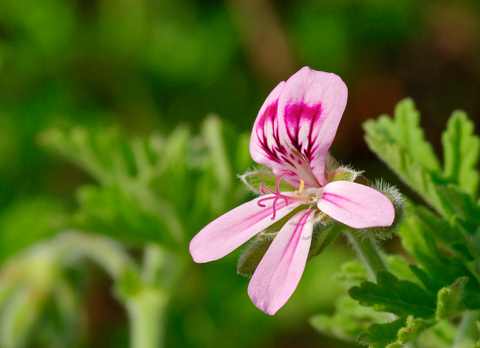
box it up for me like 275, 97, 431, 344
278, 67, 348, 186
249, 82, 289, 169
248, 209, 315, 315
189, 195, 303, 263
317, 181, 395, 228
249, 78, 317, 189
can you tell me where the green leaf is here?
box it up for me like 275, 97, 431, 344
436, 277, 468, 320
356, 279, 470, 348
394, 316, 432, 345
437, 185, 480, 235
307, 222, 343, 261
357, 317, 406, 348
349, 271, 436, 318
413, 206, 463, 245
0, 198, 66, 263
310, 295, 388, 342
409, 265, 439, 294
359, 315, 435, 348
442, 111, 480, 198
363, 129, 450, 218
239, 170, 294, 194
384, 255, 423, 287
334, 261, 368, 282
399, 209, 477, 294
372, 99, 441, 171
363, 99, 452, 217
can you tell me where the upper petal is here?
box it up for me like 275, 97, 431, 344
249, 82, 290, 170
278, 67, 348, 186
247, 209, 315, 315
317, 181, 394, 228
189, 195, 303, 263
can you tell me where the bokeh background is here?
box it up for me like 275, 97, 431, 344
1, 0, 480, 347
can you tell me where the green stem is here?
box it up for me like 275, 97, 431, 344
343, 228, 387, 280
452, 311, 480, 348
126, 288, 169, 348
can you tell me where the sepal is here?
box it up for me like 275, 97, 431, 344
238, 169, 295, 195
237, 232, 275, 277
307, 221, 342, 261
327, 166, 364, 183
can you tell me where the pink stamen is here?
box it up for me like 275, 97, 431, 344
257, 172, 293, 220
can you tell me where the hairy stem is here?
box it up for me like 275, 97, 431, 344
344, 228, 387, 280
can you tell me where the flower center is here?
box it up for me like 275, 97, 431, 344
257, 173, 322, 220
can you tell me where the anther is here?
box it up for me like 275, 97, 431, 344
295, 179, 305, 196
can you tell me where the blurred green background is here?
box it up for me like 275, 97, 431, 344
0, 0, 480, 347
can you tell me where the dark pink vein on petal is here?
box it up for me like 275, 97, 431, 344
256, 101, 289, 164
279, 210, 314, 269
284, 103, 324, 163
321, 193, 364, 218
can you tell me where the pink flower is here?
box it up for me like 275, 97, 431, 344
189, 67, 395, 315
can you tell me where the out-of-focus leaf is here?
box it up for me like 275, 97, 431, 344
364, 98, 440, 172
0, 198, 65, 263
437, 185, 480, 235
334, 261, 368, 282
310, 295, 387, 342
441, 111, 480, 198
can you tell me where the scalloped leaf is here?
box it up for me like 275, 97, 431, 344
435, 276, 468, 320
400, 209, 480, 309
356, 278, 468, 347
349, 271, 436, 318
442, 111, 480, 198
357, 317, 406, 348
310, 295, 387, 343
363, 112, 451, 218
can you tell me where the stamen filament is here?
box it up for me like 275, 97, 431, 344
257, 171, 300, 220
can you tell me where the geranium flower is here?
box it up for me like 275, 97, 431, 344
189, 67, 395, 315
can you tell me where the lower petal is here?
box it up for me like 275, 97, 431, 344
317, 181, 395, 228
247, 209, 315, 315
189, 195, 303, 263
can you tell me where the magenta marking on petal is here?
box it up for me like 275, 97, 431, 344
247, 209, 316, 315
255, 100, 289, 164
280, 210, 315, 264
283, 103, 324, 162
322, 193, 358, 207
318, 181, 395, 228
